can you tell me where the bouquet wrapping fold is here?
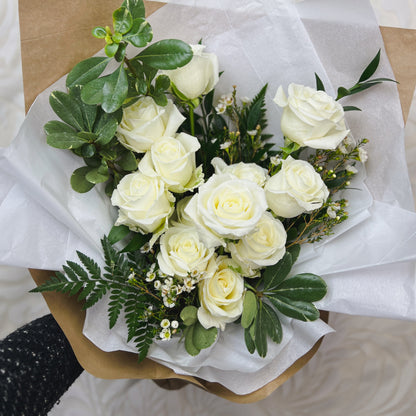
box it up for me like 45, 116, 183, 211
1, 0, 415, 400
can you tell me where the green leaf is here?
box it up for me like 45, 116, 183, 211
113, 7, 133, 34
247, 84, 267, 130
121, 232, 150, 252
46, 132, 87, 150
44, 120, 76, 136
92, 26, 107, 39
69, 86, 98, 132
66, 57, 111, 89
49, 91, 84, 131
336, 86, 350, 101
95, 117, 118, 146
358, 49, 380, 83
117, 149, 138, 171
244, 327, 256, 354
105, 42, 119, 58
115, 42, 127, 62
263, 252, 293, 291
108, 224, 131, 244
272, 273, 327, 302
254, 303, 268, 357
70, 166, 95, 193
81, 143, 96, 158
262, 302, 282, 344
315, 73, 325, 91
152, 92, 168, 107
184, 325, 200, 356
286, 244, 300, 264
136, 39, 193, 70
180, 305, 198, 326
192, 322, 217, 350
241, 290, 257, 329
343, 106, 362, 112
268, 296, 320, 322
122, 0, 145, 20
81, 65, 128, 113
123, 18, 153, 47
85, 166, 110, 184
155, 74, 170, 92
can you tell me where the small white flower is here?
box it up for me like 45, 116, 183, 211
140, 243, 151, 254
171, 320, 179, 329
327, 206, 337, 219
154, 280, 161, 290
220, 141, 232, 150
163, 297, 176, 308
215, 102, 227, 114
338, 145, 348, 154
221, 93, 234, 106
358, 147, 368, 163
241, 96, 250, 104
159, 328, 171, 341
183, 277, 196, 293
127, 272, 135, 281
164, 277, 173, 287
270, 156, 282, 166
145, 271, 156, 282
160, 319, 170, 328
345, 164, 358, 174
161, 285, 170, 296
247, 130, 257, 137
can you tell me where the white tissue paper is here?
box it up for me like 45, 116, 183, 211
0, 0, 415, 394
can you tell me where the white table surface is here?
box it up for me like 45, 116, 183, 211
1, 1, 416, 414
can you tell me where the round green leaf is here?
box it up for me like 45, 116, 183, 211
136, 39, 193, 70
180, 306, 198, 326
81, 143, 96, 158
122, 0, 145, 20
85, 166, 110, 184
113, 7, 133, 34
71, 167, 95, 193
184, 326, 200, 356
92, 26, 106, 39
122, 18, 153, 48
117, 150, 138, 171
105, 42, 119, 58
192, 322, 217, 350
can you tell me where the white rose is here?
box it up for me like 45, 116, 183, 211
139, 133, 203, 193
116, 97, 185, 153
185, 173, 268, 247
162, 44, 219, 100
157, 225, 215, 279
274, 83, 349, 149
111, 171, 174, 234
228, 212, 286, 275
211, 157, 268, 187
265, 156, 329, 218
197, 256, 245, 330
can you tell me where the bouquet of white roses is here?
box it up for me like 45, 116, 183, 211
31, 0, 393, 364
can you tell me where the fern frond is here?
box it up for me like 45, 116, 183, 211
77, 251, 101, 277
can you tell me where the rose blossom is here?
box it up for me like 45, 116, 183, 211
197, 256, 245, 331
162, 44, 219, 100
228, 212, 287, 275
185, 173, 268, 247
265, 156, 329, 218
274, 83, 349, 149
111, 171, 174, 234
138, 132, 203, 193
116, 97, 185, 153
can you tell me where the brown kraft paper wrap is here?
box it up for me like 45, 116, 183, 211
19, 0, 415, 403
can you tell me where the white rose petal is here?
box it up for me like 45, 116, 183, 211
228, 212, 287, 274
116, 97, 185, 153
162, 44, 219, 100
274, 83, 349, 149
197, 256, 245, 331
157, 224, 215, 280
111, 171, 174, 234
265, 156, 329, 218
185, 173, 268, 246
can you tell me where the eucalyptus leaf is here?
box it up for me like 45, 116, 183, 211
123, 18, 153, 47
49, 91, 84, 131
136, 39, 193, 70
66, 57, 111, 89
358, 49, 380, 83
192, 322, 217, 350
184, 325, 200, 356
81, 65, 128, 113
46, 132, 87, 149
263, 252, 293, 291
70, 166, 95, 193
241, 290, 257, 329
180, 305, 198, 326
113, 7, 133, 34
108, 225, 131, 244
268, 296, 320, 322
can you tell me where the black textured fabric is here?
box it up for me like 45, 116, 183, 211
0, 314, 84, 416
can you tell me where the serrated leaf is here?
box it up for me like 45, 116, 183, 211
70, 166, 95, 193
268, 296, 320, 321
49, 91, 85, 131
123, 18, 153, 47
136, 39, 193, 70
66, 260, 88, 280
192, 322, 217, 350
180, 306, 198, 326
263, 252, 293, 291
77, 251, 101, 277
358, 49, 380, 83
247, 84, 267, 130
184, 325, 200, 356
108, 225, 131, 244
113, 7, 133, 34
66, 57, 111, 89
81, 65, 128, 113
315, 73, 325, 91
241, 290, 257, 329
273, 273, 327, 302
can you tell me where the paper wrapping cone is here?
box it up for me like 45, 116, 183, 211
19, 0, 414, 403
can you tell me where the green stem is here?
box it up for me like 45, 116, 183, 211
189, 105, 195, 136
